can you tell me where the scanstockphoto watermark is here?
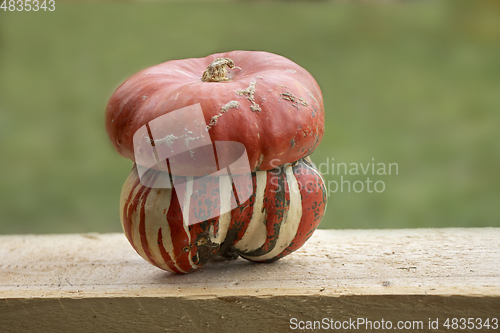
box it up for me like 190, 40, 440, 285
290, 317, 424, 331
268, 157, 398, 196
290, 317, 499, 331
317, 157, 399, 195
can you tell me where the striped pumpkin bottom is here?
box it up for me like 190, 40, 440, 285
120, 158, 327, 274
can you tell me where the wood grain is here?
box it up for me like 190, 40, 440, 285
1, 229, 499, 332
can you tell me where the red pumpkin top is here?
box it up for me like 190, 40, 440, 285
105, 51, 324, 174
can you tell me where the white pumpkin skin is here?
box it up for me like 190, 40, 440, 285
120, 158, 327, 273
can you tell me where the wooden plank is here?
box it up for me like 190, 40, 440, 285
1, 229, 499, 332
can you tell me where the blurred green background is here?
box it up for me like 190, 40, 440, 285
0, 0, 499, 234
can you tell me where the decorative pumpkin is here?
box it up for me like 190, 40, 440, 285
105, 51, 324, 174
106, 51, 327, 273
120, 158, 327, 273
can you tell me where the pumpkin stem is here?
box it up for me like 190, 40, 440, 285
201, 58, 235, 82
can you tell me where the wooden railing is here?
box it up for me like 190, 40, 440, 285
1, 228, 499, 332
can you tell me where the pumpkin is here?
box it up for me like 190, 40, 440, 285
105, 50, 324, 174
120, 158, 327, 273
107, 51, 327, 273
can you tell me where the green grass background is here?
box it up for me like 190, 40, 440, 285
0, 0, 499, 234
